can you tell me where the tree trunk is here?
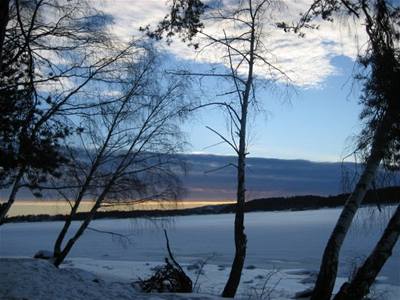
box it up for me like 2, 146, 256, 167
53, 180, 94, 256
53, 193, 105, 267
221, 71, 250, 298
311, 113, 391, 300
0, 168, 24, 225
53, 200, 81, 257
0, 0, 9, 71
221, 149, 247, 297
333, 204, 400, 300
222, 16, 256, 296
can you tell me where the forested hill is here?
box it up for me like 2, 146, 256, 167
5, 186, 399, 223
230, 185, 399, 213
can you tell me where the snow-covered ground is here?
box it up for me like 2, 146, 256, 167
1, 208, 399, 299
0, 258, 224, 300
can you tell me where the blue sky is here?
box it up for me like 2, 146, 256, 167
99, 0, 368, 162
182, 55, 363, 162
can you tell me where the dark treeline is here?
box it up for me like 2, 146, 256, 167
5, 186, 399, 223
239, 186, 399, 213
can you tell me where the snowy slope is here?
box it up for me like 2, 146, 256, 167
1, 257, 398, 300
0, 258, 223, 300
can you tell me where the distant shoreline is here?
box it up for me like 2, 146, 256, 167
3, 186, 399, 224
4, 200, 235, 218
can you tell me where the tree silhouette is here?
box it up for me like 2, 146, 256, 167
0, 0, 115, 223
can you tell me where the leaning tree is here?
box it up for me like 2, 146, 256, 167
51, 45, 191, 267
278, 1, 400, 299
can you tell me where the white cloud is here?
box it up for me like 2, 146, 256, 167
99, 0, 367, 88
98, 0, 168, 42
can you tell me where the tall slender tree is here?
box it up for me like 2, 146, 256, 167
146, 1, 290, 297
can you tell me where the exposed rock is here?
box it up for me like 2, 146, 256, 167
293, 288, 313, 299
34, 250, 53, 260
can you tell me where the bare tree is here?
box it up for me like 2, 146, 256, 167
150, 0, 290, 296
51, 45, 190, 267
0, 0, 119, 223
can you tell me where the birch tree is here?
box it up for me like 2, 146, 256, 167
333, 204, 400, 300
51, 46, 190, 267
279, 1, 400, 299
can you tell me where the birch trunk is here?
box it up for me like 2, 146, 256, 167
221, 12, 256, 295
311, 112, 392, 300
53, 105, 123, 258
333, 204, 400, 300
221, 136, 247, 297
53, 167, 100, 257
53, 187, 108, 267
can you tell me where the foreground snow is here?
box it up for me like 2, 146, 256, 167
65, 257, 310, 299
1, 257, 399, 300
61, 257, 400, 299
0, 257, 312, 300
0, 258, 221, 300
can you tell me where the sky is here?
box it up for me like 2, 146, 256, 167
184, 55, 363, 162
98, 0, 368, 162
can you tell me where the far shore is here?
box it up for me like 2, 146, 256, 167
4, 200, 235, 217
2, 186, 399, 224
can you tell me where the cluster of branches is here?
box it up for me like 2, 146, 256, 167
0, 0, 114, 222
51, 45, 190, 266
0, 0, 191, 266
140, 0, 206, 49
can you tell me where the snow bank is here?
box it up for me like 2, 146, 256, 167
1, 257, 399, 300
0, 258, 221, 300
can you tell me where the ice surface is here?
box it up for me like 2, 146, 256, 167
0, 208, 399, 299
